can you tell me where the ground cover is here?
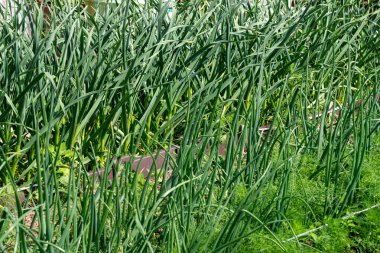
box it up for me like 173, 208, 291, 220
0, 0, 380, 252
236, 133, 380, 252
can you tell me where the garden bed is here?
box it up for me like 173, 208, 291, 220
1, 0, 380, 252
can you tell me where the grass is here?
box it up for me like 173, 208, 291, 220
0, 0, 380, 252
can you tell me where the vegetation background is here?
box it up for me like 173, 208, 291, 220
0, 0, 379, 252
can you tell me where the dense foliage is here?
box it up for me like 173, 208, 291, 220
0, 0, 379, 252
